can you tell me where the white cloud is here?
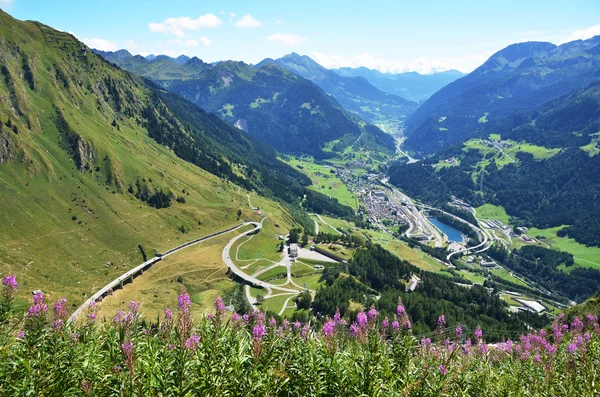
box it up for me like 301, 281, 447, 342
310, 51, 491, 74
149, 14, 222, 37
81, 37, 119, 52
266, 33, 306, 46
0, 0, 13, 3
235, 14, 262, 28
185, 38, 211, 47
560, 24, 600, 44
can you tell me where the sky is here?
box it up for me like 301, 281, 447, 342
3, 0, 600, 74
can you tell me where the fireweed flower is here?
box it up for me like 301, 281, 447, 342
269, 317, 277, 328
349, 323, 359, 337
301, 324, 310, 340
231, 312, 241, 324
184, 335, 201, 351
215, 296, 226, 313
294, 321, 301, 330
253, 324, 266, 340
437, 315, 446, 327
456, 324, 463, 339
439, 365, 447, 376
178, 292, 191, 312
128, 301, 139, 312
52, 319, 64, 332
571, 318, 584, 333
356, 311, 368, 327
322, 320, 335, 337
177, 290, 193, 343
53, 298, 68, 321
567, 343, 577, 355
586, 314, 598, 324
382, 318, 389, 328
2, 275, 18, 297
243, 314, 250, 324
27, 292, 48, 324
17, 330, 25, 340
367, 306, 378, 322
282, 319, 290, 331
474, 326, 483, 339
121, 341, 135, 373
391, 321, 400, 332
397, 305, 406, 317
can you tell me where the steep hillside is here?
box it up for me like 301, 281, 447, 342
333, 67, 464, 103
0, 10, 314, 305
255, 53, 418, 123
98, 50, 396, 159
404, 38, 600, 154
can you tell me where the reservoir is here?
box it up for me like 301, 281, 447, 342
428, 217, 464, 243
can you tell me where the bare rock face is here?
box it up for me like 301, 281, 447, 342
0, 126, 14, 166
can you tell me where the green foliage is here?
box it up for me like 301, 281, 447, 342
314, 244, 551, 339
488, 244, 600, 303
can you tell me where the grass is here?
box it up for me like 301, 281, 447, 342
241, 259, 276, 276
528, 226, 600, 270
294, 274, 324, 291
475, 204, 510, 224
459, 270, 486, 284
499, 293, 522, 306
284, 157, 358, 210
490, 268, 529, 287
234, 211, 289, 263
291, 262, 319, 277
260, 293, 297, 314
94, 228, 249, 321
256, 266, 288, 282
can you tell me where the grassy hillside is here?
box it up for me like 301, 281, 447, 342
0, 10, 310, 307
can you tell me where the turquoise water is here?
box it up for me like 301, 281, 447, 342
428, 217, 464, 243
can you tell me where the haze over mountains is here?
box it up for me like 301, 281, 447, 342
333, 67, 465, 103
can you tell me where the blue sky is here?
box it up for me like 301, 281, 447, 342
3, 0, 600, 73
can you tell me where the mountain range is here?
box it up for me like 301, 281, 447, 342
255, 53, 418, 123
96, 50, 396, 159
0, 10, 337, 301
403, 37, 600, 154
333, 67, 465, 103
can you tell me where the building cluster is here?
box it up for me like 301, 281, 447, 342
334, 168, 406, 233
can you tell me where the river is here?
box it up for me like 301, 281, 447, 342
428, 217, 464, 243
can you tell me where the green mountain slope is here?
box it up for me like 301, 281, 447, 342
0, 10, 317, 304
404, 38, 600, 154
389, 80, 600, 251
255, 53, 418, 124
333, 67, 465, 103
97, 50, 396, 159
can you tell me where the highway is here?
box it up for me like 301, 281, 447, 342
69, 221, 251, 322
